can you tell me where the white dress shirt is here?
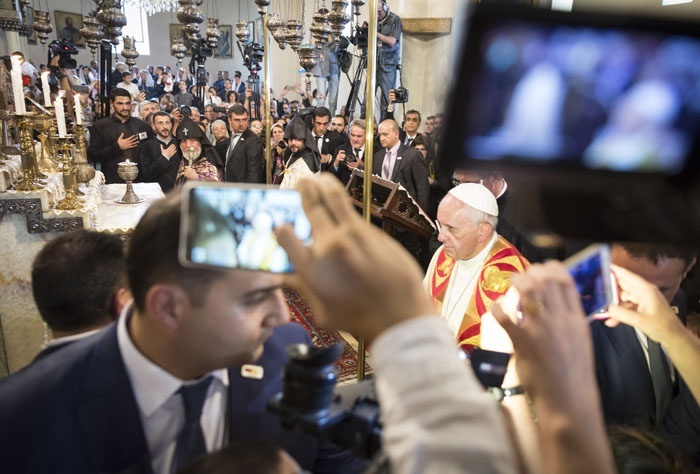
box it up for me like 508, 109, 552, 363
116, 303, 229, 474
372, 317, 516, 474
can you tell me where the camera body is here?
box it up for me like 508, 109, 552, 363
48, 39, 78, 70
393, 86, 409, 103
350, 22, 369, 50
243, 42, 264, 74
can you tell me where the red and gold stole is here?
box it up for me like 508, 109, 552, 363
429, 236, 529, 353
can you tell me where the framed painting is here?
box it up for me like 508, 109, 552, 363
214, 24, 232, 59
54, 10, 85, 47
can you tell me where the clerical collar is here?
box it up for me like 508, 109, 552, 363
156, 135, 172, 145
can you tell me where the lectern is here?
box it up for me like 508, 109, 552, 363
346, 169, 435, 238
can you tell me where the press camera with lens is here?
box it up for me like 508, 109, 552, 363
48, 39, 78, 70
393, 86, 409, 103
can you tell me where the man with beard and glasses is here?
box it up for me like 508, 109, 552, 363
88, 88, 152, 183
279, 116, 321, 191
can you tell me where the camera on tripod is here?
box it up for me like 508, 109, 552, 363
349, 22, 369, 51
393, 86, 409, 103
243, 42, 264, 74
191, 38, 213, 64
48, 39, 78, 70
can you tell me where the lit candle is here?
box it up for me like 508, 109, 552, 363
55, 95, 67, 138
73, 93, 82, 125
10, 56, 25, 115
41, 72, 51, 107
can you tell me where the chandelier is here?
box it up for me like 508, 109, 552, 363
122, 0, 179, 15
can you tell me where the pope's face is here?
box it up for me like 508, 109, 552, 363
436, 194, 482, 261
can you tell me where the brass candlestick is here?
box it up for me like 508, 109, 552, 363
0, 109, 19, 161
55, 135, 84, 210
32, 113, 61, 173
13, 113, 45, 191
116, 161, 143, 204
73, 123, 96, 186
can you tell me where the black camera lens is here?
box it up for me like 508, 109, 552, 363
277, 140, 287, 149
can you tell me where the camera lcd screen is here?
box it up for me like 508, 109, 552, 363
564, 244, 614, 317
450, 5, 700, 176
180, 183, 312, 273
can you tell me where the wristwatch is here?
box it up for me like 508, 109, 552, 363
488, 385, 525, 402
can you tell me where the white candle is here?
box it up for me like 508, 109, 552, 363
41, 72, 51, 107
55, 96, 67, 138
10, 56, 25, 115
73, 93, 82, 125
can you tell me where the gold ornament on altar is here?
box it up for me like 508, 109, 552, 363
116, 161, 144, 204
13, 113, 45, 191
0, 110, 18, 161
55, 136, 84, 211
32, 10, 53, 45
73, 124, 96, 186
254, 0, 270, 16
31, 112, 60, 174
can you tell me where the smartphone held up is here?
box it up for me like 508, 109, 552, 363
179, 182, 312, 273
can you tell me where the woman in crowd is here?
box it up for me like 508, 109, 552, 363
270, 122, 287, 185
211, 119, 230, 144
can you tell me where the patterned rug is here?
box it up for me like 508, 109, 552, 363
284, 288, 371, 383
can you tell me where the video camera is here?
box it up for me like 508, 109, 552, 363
268, 344, 382, 461
190, 38, 213, 64
349, 22, 369, 51
48, 38, 78, 70
243, 42, 264, 74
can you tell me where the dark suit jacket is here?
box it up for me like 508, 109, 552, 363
315, 131, 347, 172
331, 143, 363, 185
216, 128, 265, 184
591, 315, 700, 463
0, 322, 361, 473
372, 144, 430, 211
138, 137, 182, 192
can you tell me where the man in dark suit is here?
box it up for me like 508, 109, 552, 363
0, 191, 362, 474
139, 111, 182, 192
592, 243, 699, 463
372, 119, 430, 211
310, 107, 347, 171
331, 119, 366, 185
216, 104, 265, 183
31, 230, 129, 361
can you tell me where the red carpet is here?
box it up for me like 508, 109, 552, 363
284, 289, 371, 382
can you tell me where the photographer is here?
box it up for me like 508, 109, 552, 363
376, 0, 402, 119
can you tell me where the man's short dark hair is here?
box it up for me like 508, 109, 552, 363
178, 440, 286, 474
110, 87, 132, 102
228, 103, 248, 117
127, 191, 225, 312
333, 114, 346, 126
614, 243, 697, 268
313, 106, 331, 120
122, 71, 132, 79
32, 230, 127, 332
406, 109, 422, 123
152, 111, 172, 123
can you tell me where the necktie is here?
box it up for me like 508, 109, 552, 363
172, 376, 212, 472
381, 150, 393, 180
405, 137, 414, 146
315, 135, 323, 154
354, 148, 362, 160
648, 339, 672, 426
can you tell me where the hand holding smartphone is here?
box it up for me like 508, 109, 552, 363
179, 182, 312, 273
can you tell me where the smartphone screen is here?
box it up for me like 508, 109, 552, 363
179, 182, 311, 273
564, 244, 615, 318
